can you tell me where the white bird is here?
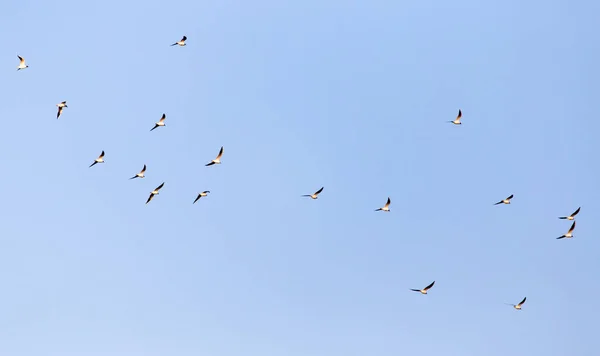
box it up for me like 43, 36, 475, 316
193, 191, 210, 204
494, 194, 513, 205
89, 151, 105, 167
410, 281, 435, 295
146, 182, 165, 204
205, 146, 224, 166
448, 109, 462, 125
557, 221, 576, 239
375, 197, 391, 212
302, 187, 324, 199
129, 164, 147, 179
559, 207, 580, 220
17, 55, 28, 70
171, 36, 187, 46
150, 113, 166, 131
505, 297, 526, 310
56, 101, 68, 119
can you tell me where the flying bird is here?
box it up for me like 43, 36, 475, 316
56, 101, 67, 119
557, 221, 576, 239
129, 164, 147, 179
146, 182, 165, 204
448, 109, 462, 125
193, 191, 211, 204
302, 187, 324, 199
89, 151, 105, 167
150, 113, 166, 131
17, 55, 28, 70
171, 36, 187, 46
505, 297, 527, 310
559, 207, 580, 220
494, 194, 514, 205
375, 197, 391, 212
410, 281, 435, 295
205, 146, 224, 166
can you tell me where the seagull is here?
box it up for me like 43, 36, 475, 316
410, 281, 435, 295
505, 297, 526, 310
494, 194, 514, 205
559, 207, 580, 220
150, 113, 166, 131
17, 55, 28, 70
146, 182, 165, 204
56, 101, 68, 119
89, 151, 105, 167
129, 164, 147, 179
448, 109, 462, 125
375, 197, 391, 212
205, 146, 224, 166
302, 187, 324, 199
193, 191, 211, 204
557, 221, 576, 239
171, 36, 187, 46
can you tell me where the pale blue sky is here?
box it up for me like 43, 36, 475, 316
1, 1, 599, 355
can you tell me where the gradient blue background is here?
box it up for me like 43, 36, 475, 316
1, 1, 598, 355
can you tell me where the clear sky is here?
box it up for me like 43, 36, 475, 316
1, 1, 599, 355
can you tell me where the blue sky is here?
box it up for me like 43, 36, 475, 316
1, 0, 599, 355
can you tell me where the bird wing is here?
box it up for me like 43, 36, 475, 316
571, 207, 581, 217
568, 221, 576, 233
159, 114, 166, 123
18, 55, 24, 63
494, 201, 503, 205
141, 164, 147, 173
205, 161, 215, 166
57, 106, 62, 119
182, 36, 187, 41
150, 124, 159, 131
507, 194, 514, 200
384, 197, 391, 208
146, 194, 154, 204
89, 161, 97, 168
193, 194, 201, 204
518, 297, 526, 306
457, 109, 462, 119
424, 281, 435, 290
99, 151, 105, 159
314, 187, 324, 195
155, 182, 165, 191
203, 190, 210, 194
410, 289, 421, 292
216, 146, 224, 159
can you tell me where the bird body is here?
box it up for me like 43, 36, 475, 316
150, 114, 166, 131
559, 207, 580, 220
448, 109, 462, 125
193, 190, 210, 204
411, 281, 435, 294
56, 101, 67, 119
171, 36, 187, 46
375, 197, 391, 212
17, 55, 28, 70
494, 194, 514, 205
206, 146, 224, 166
89, 151, 105, 167
302, 187, 324, 199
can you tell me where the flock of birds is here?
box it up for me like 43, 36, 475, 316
15, 34, 583, 313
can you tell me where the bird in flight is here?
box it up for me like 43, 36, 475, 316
89, 151, 105, 167
375, 197, 391, 212
559, 207, 580, 220
17, 55, 28, 70
505, 297, 526, 310
410, 281, 435, 295
171, 36, 187, 46
56, 101, 68, 119
557, 221, 576, 239
494, 194, 514, 205
302, 187, 324, 200
205, 146, 224, 166
146, 182, 165, 204
129, 164, 147, 179
193, 191, 211, 204
150, 114, 166, 131
448, 109, 462, 125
